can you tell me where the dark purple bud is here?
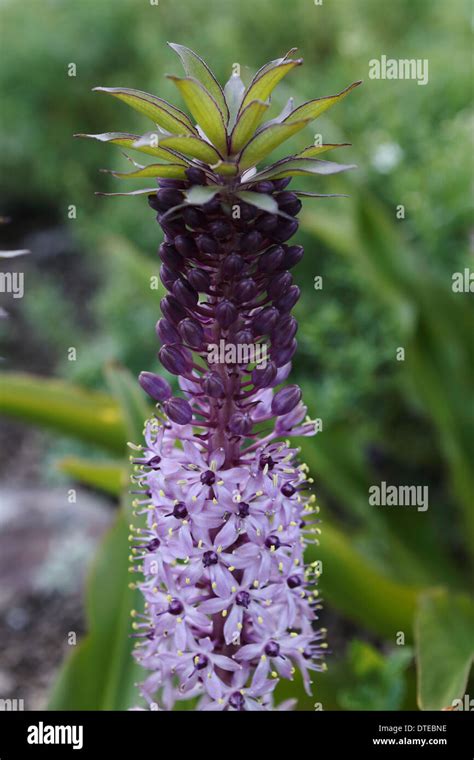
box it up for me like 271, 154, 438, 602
239, 230, 264, 253
160, 220, 185, 239
158, 242, 184, 271
185, 166, 208, 185
252, 306, 279, 335
202, 197, 221, 214
267, 272, 293, 299
164, 396, 193, 425
234, 328, 254, 344
160, 264, 179, 291
272, 315, 298, 345
273, 218, 299, 242
159, 344, 193, 375
138, 371, 172, 402
202, 372, 225, 399
160, 295, 187, 324
238, 202, 259, 221
174, 234, 198, 258
154, 188, 184, 211
158, 178, 187, 189
253, 180, 275, 193
215, 300, 237, 329
282, 244, 304, 269
271, 384, 302, 416
281, 482, 296, 497
275, 285, 301, 312
228, 411, 253, 436
187, 267, 211, 293
222, 253, 244, 278
172, 278, 199, 308
256, 213, 278, 235
183, 206, 205, 229
258, 244, 285, 273
277, 191, 302, 216
235, 278, 257, 303
264, 640, 280, 657
272, 339, 297, 367
196, 234, 219, 256
156, 317, 180, 344
273, 177, 292, 190
178, 317, 204, 349
209, 219, 232, 240
252, 361, 277, 389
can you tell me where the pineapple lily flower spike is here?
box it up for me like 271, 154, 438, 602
77, 44, 360, 711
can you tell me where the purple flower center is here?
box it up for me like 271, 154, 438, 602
200, 470, 216, 486
168, 599, 184, 616
264, 640, 280, 658
281, 482, 296, 497
287, 575, 302, 589
203, 550, 219, 567
194, 654, 209, 671
265, 534, 281, 550
228, 691, 245, 710
235, 591, 250, 608
238, 501, 250, 518
147, 455, 161, 469
173, 501, 188, 519
147, 538, 161, 552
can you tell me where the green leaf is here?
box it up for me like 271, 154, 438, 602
185, 186, 220, 205
149, 136, 220, 165
251, 156, 356, 180
230, 99, 270, 154
238, 119, 311, 169
167, 76, 228, 156
415, 590, 474, 710
104, 363, 149, 444
296, 142, 351, 159
235, 190, 279, 214
105, 163, 188, 180
239, 57, 302, 115
58, 456, 124, 495
284, 80, 362, 125
0, 372, 124, 453
168, 43, 229, 124
48, 511, 142, 709
224, 74, 246, 130
74, 132, 185, 163
339, 641, 413, 711
92, 87, 198, 135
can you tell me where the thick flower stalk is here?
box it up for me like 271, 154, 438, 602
79, 45, 360, 710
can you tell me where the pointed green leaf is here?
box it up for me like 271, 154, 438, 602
284, 81, 362, 125
168, 43, 229, 124
58, 457, 124, 496
251, 157, 356, 180
0, 372, 124, 453
224, 74, 246, 130
238, 119, 311, 169
48, 511, 142, 709
134, 132, 222, 164
230, 99, 270, 155
95, 188, 158, 197
240, 58, 302, 114
75, 132, 186, 163
235, 191, 278, 214
296, 142, 351, 159
105, 163, 188, 180
212, 161, 238, 176
93, 87, 198, 135
415, 590, 474, 710
185, 186, 220, 205
167, 76, 228, 155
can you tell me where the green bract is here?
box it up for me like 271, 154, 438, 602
76, 44, 361, 192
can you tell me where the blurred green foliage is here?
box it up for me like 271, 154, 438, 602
0, 0, 472, 710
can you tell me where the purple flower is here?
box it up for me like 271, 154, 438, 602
84, 44, 359, 710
